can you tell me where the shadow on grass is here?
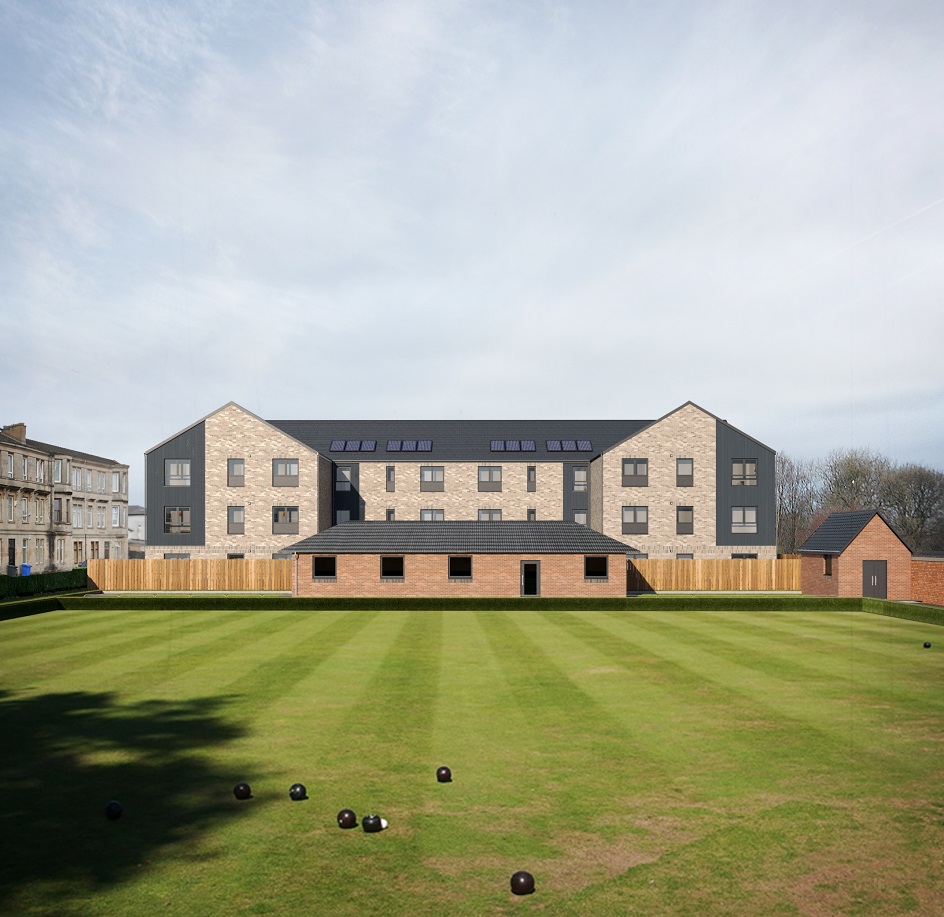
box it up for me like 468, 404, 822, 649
0, 688, 247, 909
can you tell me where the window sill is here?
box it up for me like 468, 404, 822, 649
312, 577, 337, 583
584, 577, 609, 584
448, 577, 473, 583
380, 577, 405, 583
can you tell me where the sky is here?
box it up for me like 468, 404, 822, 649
2, 0, 943, 506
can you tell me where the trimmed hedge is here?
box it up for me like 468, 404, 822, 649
0, 595, 78, 621
0, 568, 87, 600
862, 598, 944, 628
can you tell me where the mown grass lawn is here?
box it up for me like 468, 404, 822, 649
1, 607, 942, 916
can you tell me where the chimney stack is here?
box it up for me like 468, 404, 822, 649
2, 423, 26, 442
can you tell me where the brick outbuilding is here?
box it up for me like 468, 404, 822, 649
798, 509, 912, 600
911, 553, 944, 607
287, 520, 630, 598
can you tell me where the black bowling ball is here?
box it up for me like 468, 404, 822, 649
436, 766, 452, 783
510, 870, 535, 896
104, 800, 123, 821
289, 783, 307, 801
337, 808, 357, 829
233, 782, 252, 800
924, 642, 932, 649
362, 813, 382, 833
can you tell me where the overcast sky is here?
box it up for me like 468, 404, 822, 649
2, 0, 943, 506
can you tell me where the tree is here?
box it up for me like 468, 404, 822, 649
818, 448, 891, 513
879, 463, 944, 554
775, 453, 819, 554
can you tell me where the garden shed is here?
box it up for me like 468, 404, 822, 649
798, 509, 912, 600
286, 520, 630, 598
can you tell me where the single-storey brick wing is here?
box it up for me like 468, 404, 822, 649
286, 520, 632, 597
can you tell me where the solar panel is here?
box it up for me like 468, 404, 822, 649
330, 440, 345, 452
505, 440, 521, 451
577, 440, 592, 451
402, 440, 417, 451
490, 440, 505, 451
562, 440, 577, 451
387, 440, 401, 451
361, 440, 377, 451
417, 440, 432, 451
521, 440, 535, 451
546, 440, 562, 451
345, 440, 361, 451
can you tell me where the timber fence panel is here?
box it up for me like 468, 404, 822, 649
86, 559, 292, 592
627, 558, 800, 593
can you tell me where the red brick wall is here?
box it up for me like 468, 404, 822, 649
802, 516, 911, 599
912, 559, 944, 607
292, 552, 626, 598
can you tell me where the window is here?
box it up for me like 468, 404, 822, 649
163, 552, 190, 559
86, 470, 92, 492
54, 459, 62, 482
72, 505, 83, 528
228, 506, 245, 535
478, 509, 502, 521
72, 467, 82, 490
527, 465, 536, 492
35, 539, 44, 565
676, 506, 693, 535
386, 465, 395, 492
622, 506, 648, 535
73, 542, 83, 564
732, 553, 758, 559
56, 538, 64, 563
112, 471, 120, 492
313, 556, 337, 579
89, 541, 99, 560
573, 510, 588, 525
527, 508, 536, 522
676, 458, 693, 487
165, 459, 191, 487
227, 554, 244, 560
53, 498, 62, 523
22, 538, 28, 563
449, 556, 472, 579
97, 471, 105, 493
478, 466, 502, 492
573, 466, 588, 492
87, 507, 93, 529
112, 506, 119, 527
37, 499, 45, 524
380, 556, 404, 579
732, 506, 757, 534
272, 505, 299, 534
228, 458, 245, 487
6, 453, 12, 478
37, 462, 46, 484
824, 555, 833, 576
420, 509, 444, 521
22, 456, 28, 480
622, 459, 648, 487
274, 459, 300, 487
164, 507, 190, 534
98, 507, 105, 528
386, 508, 395, 521
677, 553, 694, 560
5, 495, 12, 523
21, 497, 28, 523
335, 464, 352, 491
584, 556, 608, 580
336, 509, 351, 524
420, 466, 444, 492
732, 459, 757, 486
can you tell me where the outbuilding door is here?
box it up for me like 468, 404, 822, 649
521, 561, 540, 596
862, 560, 887, 598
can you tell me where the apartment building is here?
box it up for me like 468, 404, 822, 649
0, 423, 130, 574
145, 401, 775, 561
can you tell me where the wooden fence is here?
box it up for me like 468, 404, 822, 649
87, 559, 292, 592
628, 557, 801, 593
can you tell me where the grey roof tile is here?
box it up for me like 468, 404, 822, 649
286, 521, 634, 555
798, 509, 911, 555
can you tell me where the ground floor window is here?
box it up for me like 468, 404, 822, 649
448, 556, 472, 579
380, 556, 404, 579
313, 556, 337, 579
164, 506, 191, 534
584, 556, 608, 579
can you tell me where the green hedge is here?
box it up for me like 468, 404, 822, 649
0, 595, 71, 622
862, 598, 944, 627
0, 568, 87, 600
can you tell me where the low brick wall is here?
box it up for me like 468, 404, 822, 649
912, 558, 944, 607
293, 552, 626, 598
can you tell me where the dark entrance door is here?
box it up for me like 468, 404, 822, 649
521, 561, 540, 596
7, 538, 14, 567
862, 560, 887, 598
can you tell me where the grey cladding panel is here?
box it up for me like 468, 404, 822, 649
145, 422, 205, 546
714, 420, 775, 546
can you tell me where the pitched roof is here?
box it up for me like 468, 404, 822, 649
0, 430, 125, 467
266, 419, 649, 462
797, 509, 911, 555
286, 521, 634, 555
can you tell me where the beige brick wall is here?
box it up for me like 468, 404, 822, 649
600, 404, 723, 559
294, 551, 627, 597
356, 461, 565, 521
200, 404, 321, 558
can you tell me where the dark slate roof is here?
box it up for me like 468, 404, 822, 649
798, 509, 910, 555
0, 430, 124, 466
267, 419, 650, 462
286, 521, 634, 555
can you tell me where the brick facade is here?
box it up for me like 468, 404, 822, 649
293, 551, 627, 598
911, 558, 944, 607
801, 515, 912, 600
